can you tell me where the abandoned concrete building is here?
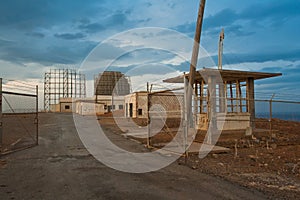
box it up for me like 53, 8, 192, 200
124, 91, 148, 118
124, 91, 184, 119
164, 68, 282, 131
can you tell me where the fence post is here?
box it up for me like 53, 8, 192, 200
147, 82, 151, 148
0, 78, 2, 150
36, 85, 39, 145
269, 94, 275, 138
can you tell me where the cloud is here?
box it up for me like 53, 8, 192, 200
222, 49, 300, 65
26, 32, 45, 38
240, 1, 300, 22
0, 37, 97, 65
54, 33, 86, 40
0, 0, 298, 100
173, 23, 195, 36
205, 9, 238, 29
0, 0, 104, 30
78, 22, 105, 33
0, 38, 13, 45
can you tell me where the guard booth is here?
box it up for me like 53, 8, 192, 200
164, 68, 281, 131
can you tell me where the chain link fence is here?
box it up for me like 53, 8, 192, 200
0, 78, 38, 155
147, 86, 186, 151
255, 99, 300, 141
146, 85, 300, 149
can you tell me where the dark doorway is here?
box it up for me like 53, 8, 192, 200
129, 103, 133, 117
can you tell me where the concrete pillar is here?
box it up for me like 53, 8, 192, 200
194, 81, 198, 126
208, 75, 217, 129
246, 77, 255, 128
219, 82, 225, 113
200, 81, 204, 113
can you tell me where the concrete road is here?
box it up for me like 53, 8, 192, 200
0, 113, 267, 200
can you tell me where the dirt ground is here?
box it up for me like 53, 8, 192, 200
1, 113, 37, 153
99, 114, 300, 199
0, 113, 271, 200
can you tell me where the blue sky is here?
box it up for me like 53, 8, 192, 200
0, 0, 299, 100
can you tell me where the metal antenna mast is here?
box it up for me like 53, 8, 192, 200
218, 28, 225, 70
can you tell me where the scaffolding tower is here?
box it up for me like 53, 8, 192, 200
44, 69, 86, 111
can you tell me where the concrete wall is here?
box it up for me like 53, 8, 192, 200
136, 92, 148, 118
60, 102, 73, 113
96, 95, 125, 113
124, 92, 148, 118
75, 101, 105, 115
197, 113, 251, 130
124, 92, 182, 119
49, 104, 60, 112
217, 113, 250, 130
149, 94, 183, 118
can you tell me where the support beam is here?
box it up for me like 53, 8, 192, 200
219, 82, 225, 113
200, 81, 204, 113
238, 81, 243, 112
224, 81, 228, 113
194, 81, 199, 126
230, 83, 234, 112
236, 80, 240, 113
208, 75, 217, 129
246, 77, 255, 128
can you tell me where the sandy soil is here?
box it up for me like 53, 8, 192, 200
99, 113, 300, 199
1, 113, 37, 154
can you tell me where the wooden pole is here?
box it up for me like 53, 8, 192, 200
187, 0, 206, 127
183, 75, 188, 160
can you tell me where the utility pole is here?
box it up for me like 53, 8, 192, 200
218, 28, 225, 70
187, 0, 206, 126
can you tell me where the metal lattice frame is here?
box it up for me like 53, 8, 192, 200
44, 69, 86, 111
94, 71, 131, 97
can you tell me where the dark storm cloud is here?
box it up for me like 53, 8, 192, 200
222, 49, 300, 64
205, 9, 238, 29
0, 0, 104, 30
26, 32, 45, 38
54, 33, 86, 40
77, 11, 132, 34
176, 1, 300, 37
240, 1, 300, 22
0, 0, 109, 65
78, 22, 106, 34
0, 39, 97, 65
